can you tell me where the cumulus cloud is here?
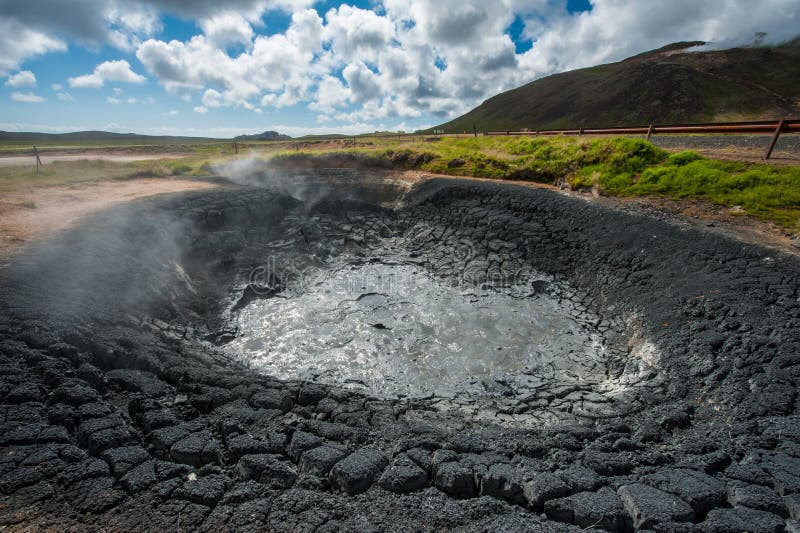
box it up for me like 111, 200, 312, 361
11, 91, 44, 102
516, 0, 800, 76
136, 8, 324, 108
3, 0, 800, 130
57, 92, 73, 101
5, 70, 36, 88
69, 60, 147, 88
0, 18, 66, 76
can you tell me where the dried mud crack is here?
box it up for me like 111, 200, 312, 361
1, 171, 799, 532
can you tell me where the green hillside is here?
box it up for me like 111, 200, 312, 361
434, 39, 800, 133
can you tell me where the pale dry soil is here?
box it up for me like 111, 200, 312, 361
0, 178, 217, 260
0, 153, 191, 167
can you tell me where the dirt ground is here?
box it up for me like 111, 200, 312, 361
0, 166, 796, 267
0, 153, 191, 167
0, 178, 217, 261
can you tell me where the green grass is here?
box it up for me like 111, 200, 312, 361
2, 135, 797, 231
260, 135, 800, 231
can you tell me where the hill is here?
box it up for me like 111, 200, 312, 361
0, 130, 292, 144
433, 39, 800, 133
233, 131, 292, 141
0, 130, 226, 144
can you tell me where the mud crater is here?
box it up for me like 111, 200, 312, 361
2, 170, 799, 531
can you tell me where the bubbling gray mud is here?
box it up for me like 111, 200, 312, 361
229, 262, 609, 398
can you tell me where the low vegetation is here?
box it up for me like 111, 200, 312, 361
1, 134, 797, 231
265, 135, 800, 230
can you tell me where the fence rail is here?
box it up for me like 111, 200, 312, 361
485, 119, 800, 159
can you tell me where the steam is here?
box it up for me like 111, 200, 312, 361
211, 155, 336, 208
1, 198, 192, 327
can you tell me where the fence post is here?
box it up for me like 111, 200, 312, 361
33, 146, 42, 175
765, 119, 785, 160
646, 123, 654, 141
233, 141, 239, 155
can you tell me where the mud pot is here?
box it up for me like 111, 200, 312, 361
1, 168, 799, 532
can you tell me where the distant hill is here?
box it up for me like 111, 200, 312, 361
0, 130, 292, 144
433, 39, 800, 133
0, 130, 225, 144
234, 131, 291, 141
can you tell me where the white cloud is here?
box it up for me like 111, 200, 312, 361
3, 0, 800, 127
166, 109, 178, 115
51, 83, 63, 91
107, 96, 121, 104
69, 60, 147, 88
127, 97, 138, 103
11, 91, 45, 103
5, 70, 36, 88
0, 19, 66, 76
57, 92, 73, 101
200, 11, 254, 47
201, 88, 223, 107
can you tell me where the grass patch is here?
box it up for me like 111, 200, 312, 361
260, 135, 799, 230
1, 135, 797, 231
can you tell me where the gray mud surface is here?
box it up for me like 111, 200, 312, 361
1, 171, 799, 531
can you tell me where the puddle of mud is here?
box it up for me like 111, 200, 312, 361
227, 262, 609, 398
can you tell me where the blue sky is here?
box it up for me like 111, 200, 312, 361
0, 0, 796, 138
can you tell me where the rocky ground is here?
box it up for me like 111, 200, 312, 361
649, 134, 800, 165
0, 174, 799, 532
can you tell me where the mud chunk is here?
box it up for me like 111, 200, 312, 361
330, 448, 388, 495
174, 474, 231, 506
299, 444, 349, 477
170, 431, 221, 467
236, 454, 297, 489
227, 434, 277, 462
644, 468, 726, 514
287, 431, 323, 461
434, 460, 476, 497
618, 483, 694, 529
251, 388, 293, 412
583, 450, 636, 475
77, 416, 135, 454
51, 379, 100, 406
523, 472, 570, 510
544, 487, 629, 532
298, 383, 327, 406
700, 506, 785, 533
120, 460, 158, 493
727, 483, 787, 517
480, 463, 524, 504
379, 454, 428, 493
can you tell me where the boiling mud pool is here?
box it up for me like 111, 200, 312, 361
229, 263, 608, 397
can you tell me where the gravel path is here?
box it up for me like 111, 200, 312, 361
649, 133, 800, 164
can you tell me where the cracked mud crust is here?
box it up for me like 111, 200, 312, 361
0, 174, 799, 532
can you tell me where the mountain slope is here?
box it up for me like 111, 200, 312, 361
434, 40, 800, 133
